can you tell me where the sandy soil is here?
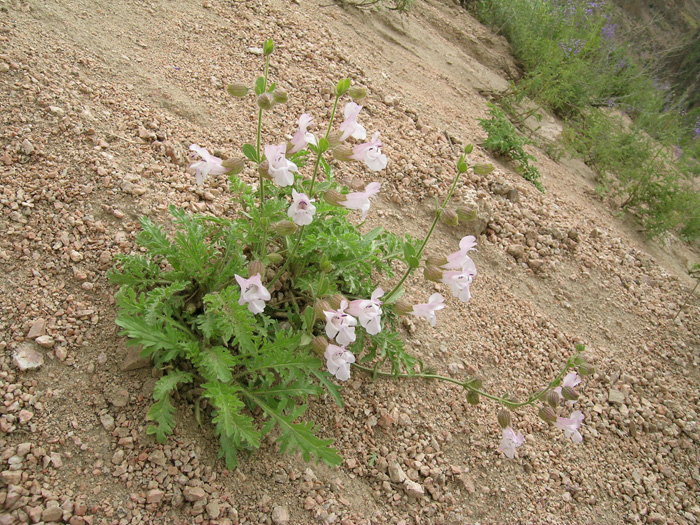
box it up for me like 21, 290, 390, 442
1, 0, 699, 524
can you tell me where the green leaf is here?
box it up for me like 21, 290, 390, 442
153, 370, 193, 401
335, 78, 351, 96
146, 397, 176, 443
202, 382, 261, 449
243, 392, 341, 466
364, 227, 384, 242
254, 76, 265, 95
383, 285, 404, 304
198, 346, 237, 383
402, 241, 416, 259
217, 433, 239, 470
242, 143, 258, 162
311, 369, 343, 407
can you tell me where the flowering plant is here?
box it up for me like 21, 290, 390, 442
109, 39, 593, 468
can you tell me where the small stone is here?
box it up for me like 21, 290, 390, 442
100, 413, 115, 431
388, 461, 407, 483
18, 409, 33, 424
506, 188, 519, 202
21, 139, 34, 155
148, 449, 167, 467
271, 505, 290, 524
27, 318, 46, 339
106, 387, 129, 407
70, 250, 83, 262
50, 452, 63, 468
183, 486, 206, 502
403, 479, 425, 499
0, 62, 9, 73
567, 229, 580, 242
35, 335, 55, 348
1, 470, 22, 484
205, 500, 220, 519
13, 343, 44, 371
506, 245, 525, 259
55, 346, 68, 361
247, 47, 263, 55
608, 389, 625, 404
111, 449, 124, 465
120, 347, 150, 371
147, 489, 165, 504
48, 106, 65, 117
42, 505, 64, 522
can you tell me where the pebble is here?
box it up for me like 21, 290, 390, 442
271, 505, 290, 524
26, 318, 46, 339
35, 335, 55, 348
183, 486, 206, 502
12, 343, 44, 370
608, 389, 625, 404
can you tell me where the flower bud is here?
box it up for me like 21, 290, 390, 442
272, 89, 288, 104
578, 362, 595, 376
319, 256, 332, 273
256, 92, 275, 110
348, 85, 367, 100
538, 406, 557, 425
426, 254, 449, 268
226, 83, 249, 98
222, 157, 245, 174
456, 205, 477, 221
561, 386, 579, 401
392, 298, 414, 316
327, 131, 344, 148
546, 390, 560, 409
324, 189, 347, 207
258, 160, 271, 179
267, 252, 283, 264
332, 144, 355, 162
328, 294, 348, 311
248, 260, 264, 279
497, 410, 512, 429
314, 300, 332, 320
335, 78, 351, 97
312, 335, 329, 356
439, 208, 459, 227
263, 39, 274, 55
466, 391, 480, 405
424, 265, 444, 283
464, 144, 474, 154
272, 220, 297, 236
473, 163, 495, 175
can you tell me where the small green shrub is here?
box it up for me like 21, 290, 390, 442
478, 103, 544, 191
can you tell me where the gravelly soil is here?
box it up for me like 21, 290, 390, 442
1, 0, 699, 524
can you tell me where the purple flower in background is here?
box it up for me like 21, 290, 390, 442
601, 23, 617, 40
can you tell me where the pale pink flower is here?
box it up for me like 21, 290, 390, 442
348, 288, 384, 335
338, 102, 367, 142
287, 189, 316, 226
555, 410, 584, 443
340, 182, 381, 219
324, 300, 357, 346
441, 235, 478, 270
350, 132, 387, 171
235, 273, 271, 314
189, 144, 230, 185
324, 344, 355, 381
288, 113, 317, 154
265, 143, 298, 187
553, 372, 582, 399
409, 293, 445, 327
498, 426, 524, 459
441, 261, 476, 303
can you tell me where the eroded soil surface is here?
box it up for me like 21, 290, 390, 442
1, 0, 699, 524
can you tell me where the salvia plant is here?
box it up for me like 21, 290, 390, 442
108, 39, 593, 468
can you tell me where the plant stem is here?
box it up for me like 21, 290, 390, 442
352, 352, 576, 409
256, 54, 271, 259
383, 159, 465, 303
268, 91, 344, 287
